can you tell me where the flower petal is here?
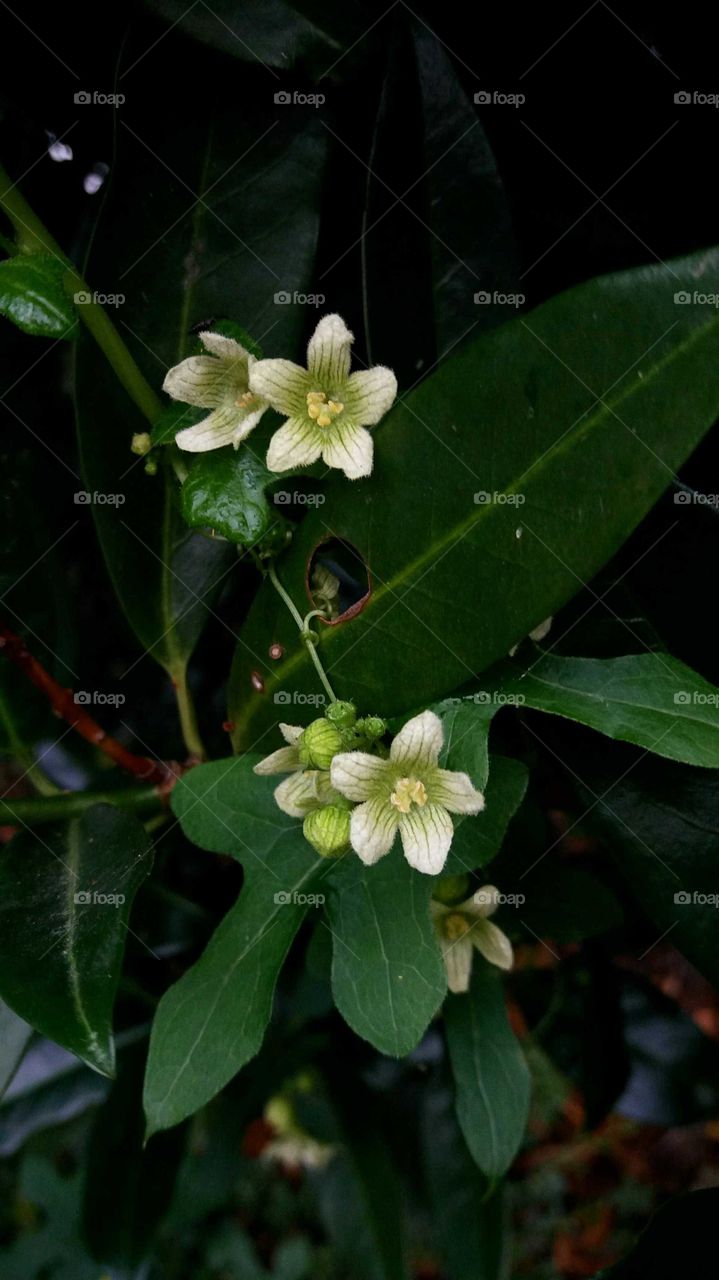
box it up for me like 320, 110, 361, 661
279, 723, 304, 746
331, 752, 388, 802
176, 405, 251, 453
199, 331, 249, 362
307, 314, 353, 388
343, 367, 397, 426
463, 886, 499, 919
439, 934, 473, 994
427, 768, 484, 815
163, 356, 232, 408
399, 803, 453, 875
249, 358, 311, 417
390, 710, 443, 769
470, 919, 514, 971
253, 745, 301, 776
349, 796, 398, 865
321, 423, 373, 480
231, 403, 268, 447
266, 417, 323, 472
274, 771, 322, 818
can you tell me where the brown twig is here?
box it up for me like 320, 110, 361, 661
0, 623, 175, 786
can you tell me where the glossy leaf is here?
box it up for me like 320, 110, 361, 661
445, 962, 530, 1180
230, 248, 719, 746
144, 757, 327, 1134
0, 805, 152, 1076
325, 852, 446, 1057
181, 446, 292, 554
0, 253, 78, 339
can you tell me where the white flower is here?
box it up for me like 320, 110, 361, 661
431, 887, 513, 993
263, 1096, 335, 1171
249, 314, 397, 480
329, 710, 484, 875
253, 722, 338, 818
163, 331, 268, 452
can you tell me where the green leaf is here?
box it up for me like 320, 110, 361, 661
445, 962, 530, 1180
421, 1076, 509, 1280
74, 98, 327, 672
444, 755, 529, 876
144, 756, 326, 1134
0, 805, 152, 1076
325, 852, 446, 1057
596, 1188, 719, 1278
435, 698, 496, 791
0, 253, 78, 339
181, 447, 292, 553
0, 999, 33, 1100
504, 651, 719, 768
229, 247, 719, 746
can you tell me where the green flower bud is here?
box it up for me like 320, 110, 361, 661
325, 700, 357, 730
131, 431, 152, 456
303, 805, 351, 857
299, 718, 343, 769
144, 455, 158, 476
355, 715, 386, 740
431, 873, 471, 905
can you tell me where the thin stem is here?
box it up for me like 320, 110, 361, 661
267, 562, 338, 704
171, 663, 206, 761
0, 785, 162, 826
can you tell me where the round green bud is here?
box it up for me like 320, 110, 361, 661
303, 805, 351, 858
355, 715, 386, 740
325, 700, 357, 730
299, 718, 343, 769
431, 873, 471, 906
131, 431, 152, 456
144, 455, 158, 476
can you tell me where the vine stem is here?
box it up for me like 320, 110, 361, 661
0, 158, 205, 760
267, 563, 337, 705
0, 786, 163, 827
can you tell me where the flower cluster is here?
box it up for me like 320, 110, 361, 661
255, 706, 485, 877
163, 315, 397, 480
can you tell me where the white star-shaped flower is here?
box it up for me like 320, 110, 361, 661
249, 314, 397, 480
253, 722, 337, 817
329, 710, 484, 875
431, 887, 513, 993
163, 331, 268, 452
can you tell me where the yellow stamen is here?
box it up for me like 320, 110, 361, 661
444, 912, 471, 942
235, 391, 255, 407
306, 390, 344, 428
390, 777, 428, 814
328, 400, 344, 414
316, 413, 332, 427
307, 402, 321, 419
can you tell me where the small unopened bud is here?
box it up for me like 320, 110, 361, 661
325, 700, 356, 730
432, 874, 471, 905
299, 718, 342, 769
144, 455, 158, 476
355, 715, 386, 740
131, 431, 152, 456
303, 805, 351, 857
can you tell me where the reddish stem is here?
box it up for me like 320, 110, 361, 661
0, 623, 174, 787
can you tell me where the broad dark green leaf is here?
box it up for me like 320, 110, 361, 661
596, 1188, 719, 1278
0, 805, 152, 1076
229, 248, 719, 747
144, 757, 327, 1134
421, 1076, 509, 1280
0, 253, 78, 339
0, 999, 33, 1100
504, 651, 719, 768
436, 698, 496, 791
181, 447, 292, 554
444, 755, 529, 876
571, 738, 719, 990
325, 852, 446, 1056
75, 93, 327, 673
445, 963, 530, 1180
